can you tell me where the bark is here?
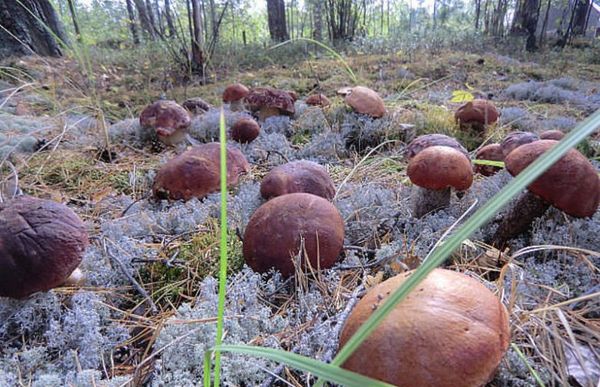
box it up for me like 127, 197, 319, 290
312, 0, 323, 40
538, 0, 551, 46
267, 0, 288, 42
164, 0, 175, 37
66, 0, 81, 42
0, 0, 69, 57
125, 0, 140, 44
511, 0, 541, 51
325, 0, 359, 41
190, 0, 204, 75
475, 0, 482, 29
572, 0, 591, 35
133, 0, 156, 39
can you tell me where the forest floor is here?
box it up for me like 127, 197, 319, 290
0, 44, 599, 386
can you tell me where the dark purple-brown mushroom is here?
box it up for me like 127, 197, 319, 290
404, 134, 469, 160
260, 160, 335, 200
305, 94, 331, 107
182, 97, 211, 115
342, 86, 385, 118
223, 83, 250, 112
244, 87, 296, 121
539, 130, 565, 140
243, 193, 344, 276
455, 99, 499, 132
339, 268, 510, 387
408, 145, 473, 217
230, 117, 260, 143
490, 140, 600, 247
500, 131, 539, 157
474, 143, 504, 176
0, 196, 89, 298
152, 142, 250, 201
140, 100, 191, 145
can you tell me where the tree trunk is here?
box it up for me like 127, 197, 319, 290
190, 0, 205, 75
164, 0, 175, 37
66, 0, 81, 42
475, 0, 482, 30
572, 0, 591, 35
312, 0, 323, 40
125, 0, 140, 44
133, 0, 156, 39
510, 0, 541, 51
538, 0, 551, 46
267, 0, 288, 42
0, 0, 69, 57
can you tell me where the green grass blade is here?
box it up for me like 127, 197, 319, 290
269, 37, 357, 84
320, 108, 600, 383
511, 344, 545, 387
472, 159, 505, 167
213, 109, 229, 387
203, 350, 212, 387
213, 344, 394, 387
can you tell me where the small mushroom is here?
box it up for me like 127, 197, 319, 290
500, 131, 539, 157
474, 143, 504, 176
152, 142, 250, 201
342, 86, 385, 118
305, 93, 331, 107
230, 117, 260, 143
407, 145, 473, 218
455, 99, 499, 132
0, 196, 89, 298
260, 160, 335, 200
405, 133, 469, 160
244, 87, 295, 121
339, 268, 510, 387
140, 100, 191, 146
243, 193, 344, 276
182, 97, 211, 115
539, 129, 565, 140
223, 83, 249, 112
490, 140, 600, 247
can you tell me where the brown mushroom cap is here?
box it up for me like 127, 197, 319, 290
539, 129, 565, 140
140, 100, 191, 142
339, 268, 510, 387
0, 196, 89, 298
408, 146, 473, 191
305, 94, 331, 107
505, 140, 600, 217
230, 118, 260, 143
182, 97, 211, 114
500, 131, 539, 157
260, 160, 335, 200
405, 133, 469, 160
223, 83, 250, 103
455, 99, 499, 131
152, 142, 250, 201
475, 143, 504, 176
344, 86, 386, 118
243, 193, 344, 276
244, 87, 296, 116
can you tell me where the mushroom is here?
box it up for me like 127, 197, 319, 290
455, 99, 499, 132
243, 193, 344, 276
260, 160, 335, 200
305, 93, 331, 107
474, 143, 504, 176
223, 83, 249, 112
407, 145, 473, 218
500, 131, 539, 157
230, 117, 260, 144
539, 129, 565, 140
182, 97, 211, 115
152, 142, 250, 201
404, 133, 469, 160
139, 100, 191, 146
0, 196, 89, 298
342, 86, 385, 118
489, 140, 600, 247
244, 87, 296, 121
339, 268, 510, 387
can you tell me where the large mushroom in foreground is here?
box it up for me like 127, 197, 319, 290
152, 142, 249, 201
243, 193, 344, 276
0, 196, 89, 298
489, 140, 600, 247
339, 268, 510, 387
260, 160, 335, 200
140, 100, 191, 145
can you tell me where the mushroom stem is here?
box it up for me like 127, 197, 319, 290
413, 187, 451, 218
257, 107, 281, 121
229, 100, 244, 112
489, 191, 550, 248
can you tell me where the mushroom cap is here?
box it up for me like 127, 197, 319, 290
222, 83, 250, 103
339, 268, 510, 387
475, 143, 504, 176
182, 97, 211, 114
152, 142, 250, 201
243, 193, 344, 276
244, 87, 295, 116
230, 118, 260, 143
539, 129, 565, 140
505, 140, 600, 217
344, 86, 385, 118
405, 133, 469, 160
455, 99, 499, 131
305, 93, 331, 107
139, 100, 191, 138
0, 196, 89, 298
408, 146, 473, 191
500, 131, 539, 157
260, 160, 335, 200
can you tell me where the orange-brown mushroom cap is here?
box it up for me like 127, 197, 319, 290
500, 131, 539, 157
230, 118, 260, 143
408, 146, 473, 191
242, 193, 344, 276
305, 94, 331, 107
539, 130, 565, 140
475, 143, 504, 176
405, 133, 469, 160
223, 83, 250, 103
139, 100, 191, 140
152, 142, 249, 201
455, 99, 499, 131
339, 268, 510, 387
505, 140, 600, 217
344, 86, 385, 118
244, 87, 296, 116
260, 160, 335, 200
